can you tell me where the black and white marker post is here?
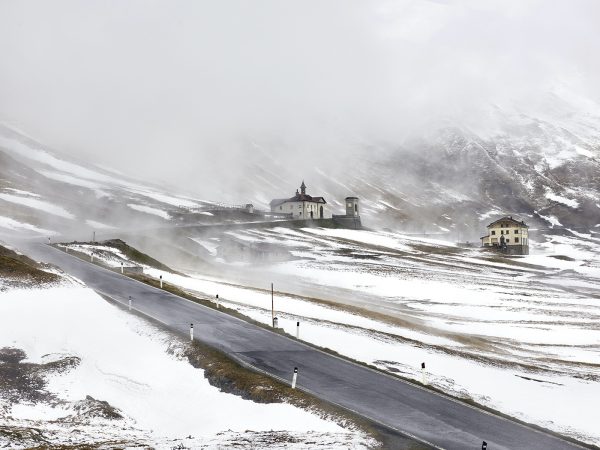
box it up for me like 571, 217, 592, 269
421, 362, 426, 384
91, 252, 94, 263
482, 441, 487, 450
120, 262, 123, 274
190, 323, 194, 341
271, 283, 275, 327
291, 367, 298, 389
159, 274, 163, 288
128, 295, 132, 311
216, 294, 219, 309
296, 321, 300, 339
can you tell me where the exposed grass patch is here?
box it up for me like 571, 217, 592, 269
0, 244, 60, 286
100, 238, 174, 271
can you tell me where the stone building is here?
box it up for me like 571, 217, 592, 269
332, 196, 361, 229
269, 181, 330, 219
480, 216, 529, 255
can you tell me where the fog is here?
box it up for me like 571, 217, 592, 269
1, 0, 600, 199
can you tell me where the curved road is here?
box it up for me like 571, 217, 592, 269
18, 241, 589, 450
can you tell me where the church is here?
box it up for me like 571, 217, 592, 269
270, 181, 331, 219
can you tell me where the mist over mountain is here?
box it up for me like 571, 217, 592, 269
1, 1, 599, 239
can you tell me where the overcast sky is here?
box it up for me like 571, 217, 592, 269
1, 0, 599, 192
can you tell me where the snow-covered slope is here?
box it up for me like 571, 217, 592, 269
0, 123, 224, 239
0, 283, 371, 448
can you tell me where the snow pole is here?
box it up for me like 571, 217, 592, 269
159, 274, 163, 289
292, 367, 298, 389
128, 296, 132, 311
91, 252, 94, 262
121, 262, 123, 274
296, 321, 300, 339
190, 323, 194, 341
216, 294, 219, 309
421, 362, 426, 384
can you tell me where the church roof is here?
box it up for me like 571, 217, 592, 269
270, 192, 327, 208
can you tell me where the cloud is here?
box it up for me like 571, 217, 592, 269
1, 0, 599, 196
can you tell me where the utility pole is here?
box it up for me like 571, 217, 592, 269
92, 231, 96, 242
271, 283, 274, 327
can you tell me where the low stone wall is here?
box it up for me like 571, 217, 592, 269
332, 215, 362, 229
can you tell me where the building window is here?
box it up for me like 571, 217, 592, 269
506, 239, 510, 243
514, 229, 519, 234
515, 237, 519, 243
491, 230, 496, 235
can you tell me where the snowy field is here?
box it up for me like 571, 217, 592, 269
156, 227, 599, 446
0, 282, 371, 448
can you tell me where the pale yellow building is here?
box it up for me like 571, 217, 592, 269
481, 216, 529, 255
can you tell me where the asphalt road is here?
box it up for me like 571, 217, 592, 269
18, 241, 589, 450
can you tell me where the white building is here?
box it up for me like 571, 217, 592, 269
270, 181, 331, 219
480, 216, 529, 255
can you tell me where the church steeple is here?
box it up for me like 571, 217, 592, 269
300, 180, 306, 195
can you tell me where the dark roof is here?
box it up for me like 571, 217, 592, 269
480, 235, 490, 239
270, 192, 327, 208
487, 216, 528, 228
345, 196, 358, 200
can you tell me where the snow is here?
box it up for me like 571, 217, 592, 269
85, 219, 114, 230
1, 188, 40, 198
545, 190, 580, 208
38, 169, 109, 198
127, 203, 171, 219
304, 228, 413, 251
0, 216, 57, 235
536, 212, 563, 227
191, 237, 220, 256
0, 192, 75, 219
0, 285, 369, 448
131, 190, 200, 209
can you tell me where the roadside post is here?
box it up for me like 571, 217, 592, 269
296, 321, 300, 339
216, 294, 219, 309
482, 441, 487, 450
421, 362, 426, 384
128, 296, 132, 311
273, 317, 278, 328
159, 275, 163, 288
91, 252, 94, 262
292, 367, 298, 389
190, 323, 194, 341
271, 283, 275, 327
120, 262, 123, 274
